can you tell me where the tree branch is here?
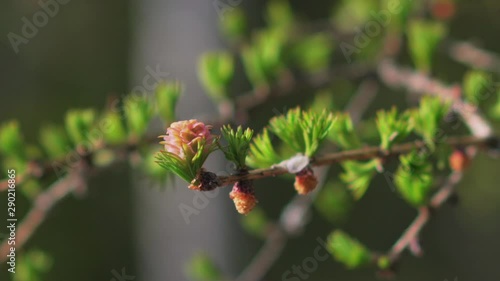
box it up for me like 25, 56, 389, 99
218, 135, 491, 187
0, 172, 82, 262
0, 62, 374, 193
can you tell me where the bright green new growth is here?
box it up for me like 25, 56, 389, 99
64, 109, 96, 145
242, 29, 286, 87
269, 107, 335, 157
246, 128, 281, 168
491, 89, 500, 119
124, 95, 153, 138
382, 0, 415, 31
291, 32, 335, 73
39, 125, 70, 159
185, 253, 222, 281
155, 81, 182, 125
376, 107, 413, 151
101, 111, 127, 145
198, 52, 234, 103
220, 125, 254, 169
156, 150, 195, 183
0, 121, 28, 174
0, 120, 25, 159
14, 250, 52, 281
341, 159, 379, 200
463, 70, 492, 105
327, 230, 372, 269
408, 20, 446, 72
265, 0, 294, 30
219, 8, 248, 42
156, 137, 218, 184
333, 0, 379, 32
224, 1, 296, 88
413, 96, 450, 148
395, 150, 434, 206
329, 112, 361, 150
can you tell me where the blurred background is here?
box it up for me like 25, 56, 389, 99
1, 0, 500, 280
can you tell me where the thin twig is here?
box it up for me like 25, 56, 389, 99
219, 135, 491, 187
387, 171, 463, 263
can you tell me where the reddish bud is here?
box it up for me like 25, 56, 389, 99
294, 167, 318, 195
229, 180, 257, 215
432, 0, 456, 21
449, 150, 470, 172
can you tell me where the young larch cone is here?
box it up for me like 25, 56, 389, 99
294, 166, 318, 195
159, 120, 218, 190
229, 180, 257, 215
162, 119, 215, 161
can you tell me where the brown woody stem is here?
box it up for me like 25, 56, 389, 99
218, 135, 492, 187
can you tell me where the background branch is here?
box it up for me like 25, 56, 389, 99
376, 58, 495, 267
0, 172, 81, 262
387, 171, 463, 263
378, 59, 493, 138
445, 40, 500, 74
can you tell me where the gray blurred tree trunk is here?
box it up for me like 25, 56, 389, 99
131, 1, 236, 280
